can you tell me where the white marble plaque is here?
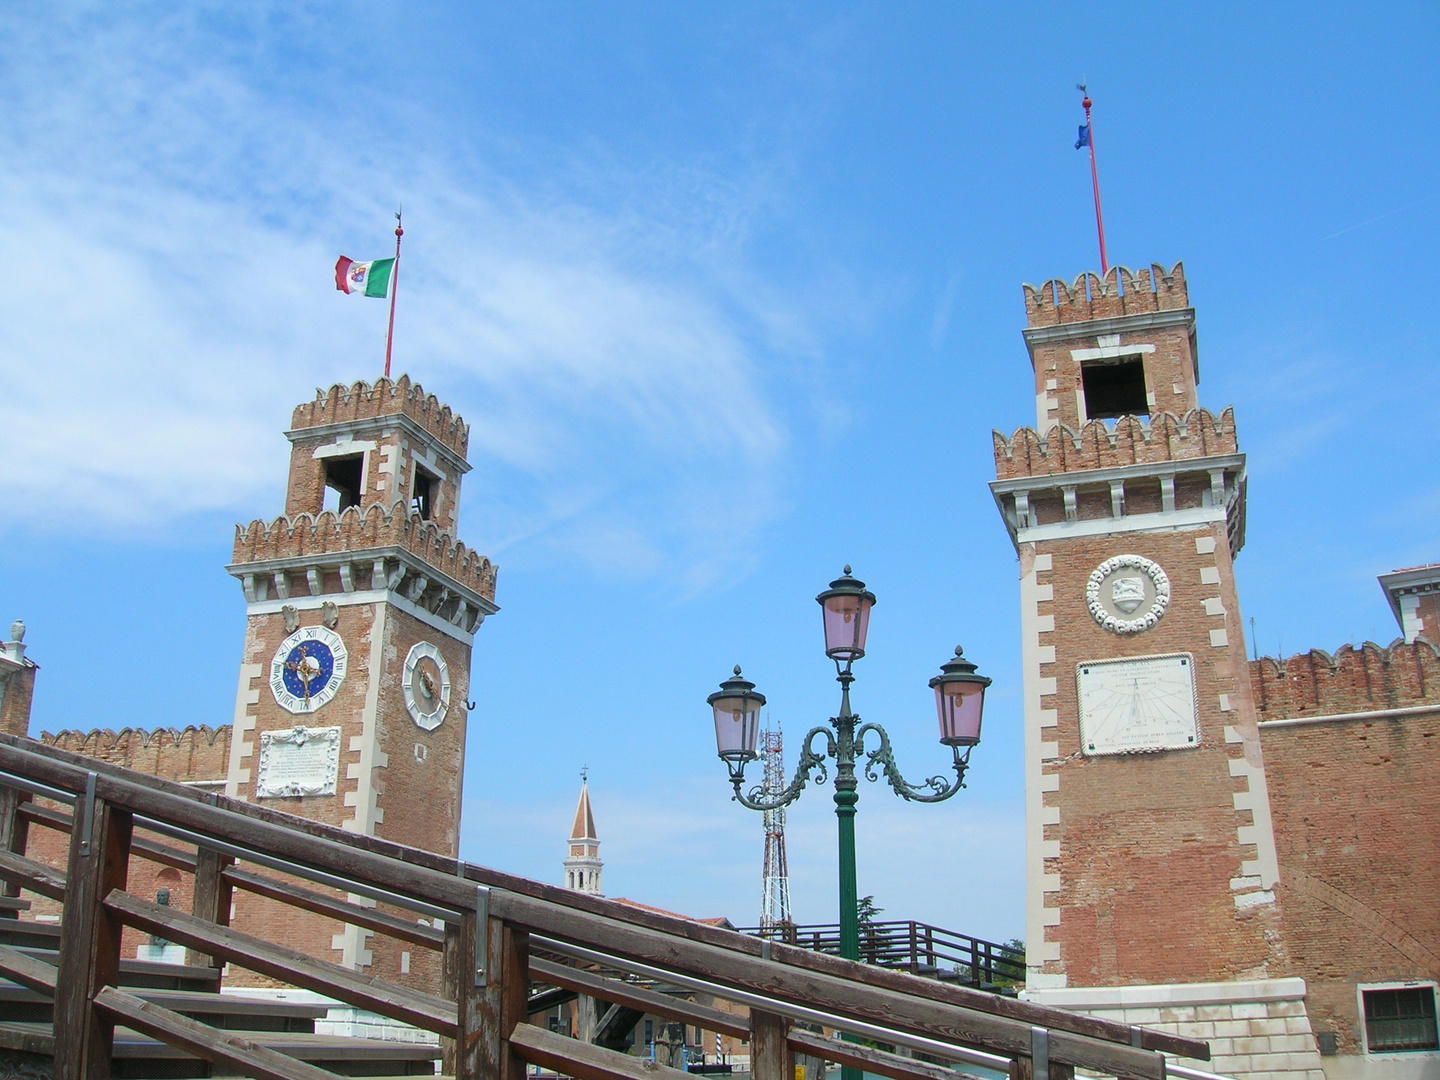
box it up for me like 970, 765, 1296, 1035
1077, 654, 1198, 756
256, 725, 342, 798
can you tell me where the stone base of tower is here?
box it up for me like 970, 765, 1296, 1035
1024, 979, 1327, 1080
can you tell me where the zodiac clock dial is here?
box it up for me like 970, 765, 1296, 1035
403, 642, 451, 732
270, 627, 348, 714
1077, 653, 1199, 756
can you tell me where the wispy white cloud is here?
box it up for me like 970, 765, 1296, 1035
0, 7, 801, 588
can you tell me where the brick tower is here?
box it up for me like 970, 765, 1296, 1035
990, 265, 1323, 1080
225, 375, 497, 971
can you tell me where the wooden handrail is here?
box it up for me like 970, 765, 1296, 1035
0, 735, 1202, 1061
0, 733, 1214, 1080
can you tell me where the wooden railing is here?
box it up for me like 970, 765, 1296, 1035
738, 921, 1026, 987
0, 734, 1213, 1080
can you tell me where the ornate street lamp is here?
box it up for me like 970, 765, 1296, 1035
706, 567, 991, 987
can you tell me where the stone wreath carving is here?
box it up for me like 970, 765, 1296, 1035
1086, 554, 1171, 634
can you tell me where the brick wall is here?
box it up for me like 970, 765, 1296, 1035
1253, 641, 1440, 1054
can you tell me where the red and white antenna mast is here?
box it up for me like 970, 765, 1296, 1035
759, 721, 792, 930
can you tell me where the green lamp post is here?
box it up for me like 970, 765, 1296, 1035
707, 568, 991, 1076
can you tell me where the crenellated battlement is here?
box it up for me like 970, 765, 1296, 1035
993, 407, 1237, 480
290, 374, 469, 457
40, 725, 231, 782
42, 725, 229, 751
1251, 639, 1440, 720
232, 500, 498, 602
1023, 262, 1189, 328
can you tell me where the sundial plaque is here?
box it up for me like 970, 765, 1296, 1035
1076, 654, 1199, 756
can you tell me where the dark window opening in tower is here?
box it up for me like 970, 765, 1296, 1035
412, 466, 437, 520
1081, 357, 1149, 420
322, 455, 364, 513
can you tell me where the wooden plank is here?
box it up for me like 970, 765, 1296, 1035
224, 865, 445, 950
529, 957, 748, 1039
787, 1028, 992, 1080
104, 888, 458, 1038
0, 941, 58, 996
493, 891, 1169, 1080
94, 986, 342, 1080
0, 743, 477, 914
498, 924, 530, 1080
508, 1021, 691, 1080
751, 1009, 791, 1080
20, 798, 443, 952
55, 789, 132, 1080
0, 848, 67, 901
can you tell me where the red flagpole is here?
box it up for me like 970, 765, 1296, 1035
384, 210, 403, 378
1081, 91, 1108, 275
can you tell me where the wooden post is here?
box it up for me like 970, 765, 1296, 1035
444, 910, 504, 1080
186, 848, 233, 980
498, 923, 530, 1080
750, 1009, 792, 1080
1010, 1056, 1076, 1080
0, 786, 31, 915
54, 785, 132, 1080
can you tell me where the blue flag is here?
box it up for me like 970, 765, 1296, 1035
1075, 124, 1090, 150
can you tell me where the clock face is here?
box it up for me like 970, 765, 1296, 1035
270, 626, 348, 714
403, 641, 451, 732
1077, 653, 1198, 756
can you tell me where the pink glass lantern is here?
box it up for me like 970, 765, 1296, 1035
708, 666, 765, 762
929, 647, 991, 747
815, 567, 877, 662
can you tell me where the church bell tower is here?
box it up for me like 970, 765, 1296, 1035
990, 265, 1302, 1038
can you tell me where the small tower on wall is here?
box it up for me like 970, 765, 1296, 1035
0, 621, 37, 737
1378, 563, 1440, 644
990, 265, 1323, 1080
565, 774, 603, 896
225, 375, 497, 973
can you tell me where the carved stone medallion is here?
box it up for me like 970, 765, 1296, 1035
1086, 554, 1171, 634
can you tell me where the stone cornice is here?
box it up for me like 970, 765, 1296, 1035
285, 415, 472, 475
227, 544, 499, 635
989, 452, 1246, 556
1021, 307, 1195, 350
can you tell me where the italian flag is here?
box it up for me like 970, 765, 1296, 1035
334, 256, 395, 298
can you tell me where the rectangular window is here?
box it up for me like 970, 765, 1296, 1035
645, 1020, 654, 1045
1364, 986, 1439, 1052
1081, 357, 1149, 420
322, 454, 364, 513
412, 465, 438, 521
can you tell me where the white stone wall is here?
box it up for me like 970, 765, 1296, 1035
1024, 979, 1326, 1080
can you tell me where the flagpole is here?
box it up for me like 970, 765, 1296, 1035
384, 210, 403, 379
1080, 89, 1109, 274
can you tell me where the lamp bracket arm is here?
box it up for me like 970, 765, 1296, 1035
732, 726, 833, 811
855, 722, 967, 803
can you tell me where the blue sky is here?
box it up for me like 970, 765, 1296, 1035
1, 4, 1436, 945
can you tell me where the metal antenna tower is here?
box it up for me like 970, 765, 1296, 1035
759, 720, 792, 930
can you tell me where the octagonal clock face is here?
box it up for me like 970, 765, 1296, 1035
403, 641, 451, 732
270, 626, 348, 714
